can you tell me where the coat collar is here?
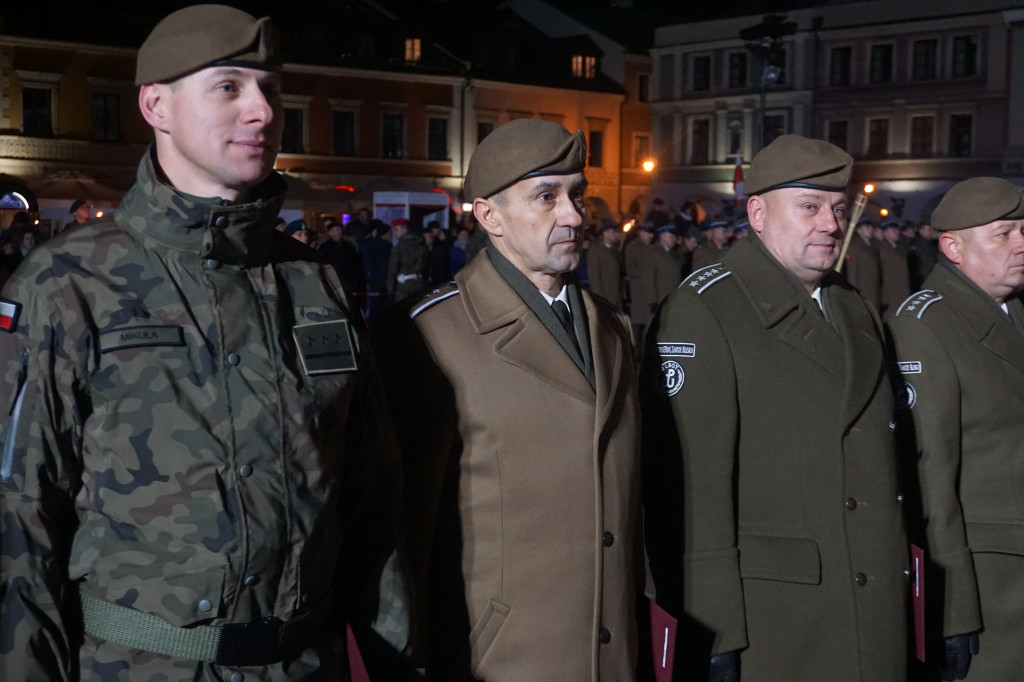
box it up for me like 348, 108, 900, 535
927, 261, 1024, 374
455, 250, 595, 403
725, 235, 886, 427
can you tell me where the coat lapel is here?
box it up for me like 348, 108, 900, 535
826, 279, 887, 428
933, 265, 1024, 377
727, 239, 845, 379
457, 253, 595, 404
583, 290, 626, 432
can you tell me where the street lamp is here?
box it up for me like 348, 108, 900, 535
642, 160, 655, 173
742, 15, 796, 150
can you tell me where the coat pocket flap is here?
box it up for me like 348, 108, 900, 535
738, 534, 821, 585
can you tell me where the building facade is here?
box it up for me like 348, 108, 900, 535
650, 0, 1024, 223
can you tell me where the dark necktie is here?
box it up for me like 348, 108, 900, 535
551, 299, 581, 355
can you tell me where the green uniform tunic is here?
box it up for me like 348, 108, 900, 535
887, 260, 1024, 681
643, 235, 908, 682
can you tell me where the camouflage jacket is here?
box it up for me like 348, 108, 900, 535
0, 150, 404, 681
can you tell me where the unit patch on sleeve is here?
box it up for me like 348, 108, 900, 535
0, 299, 21, 333
894, 381, 917, 411
293, 320, 358, 375
657, 342, 696, 358
655, 360, 686, 397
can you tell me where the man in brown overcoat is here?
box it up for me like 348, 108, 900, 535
587, 220, 624, 308
643, 134, 908, 682
377, 118, 644, 681
887, 177, 1024, 681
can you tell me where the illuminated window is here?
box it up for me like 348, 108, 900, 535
405, 38, 421, 62
572, 55, 597, 79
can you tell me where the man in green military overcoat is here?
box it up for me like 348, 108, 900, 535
887, 177, 1024, 681
643, 134, 908, 682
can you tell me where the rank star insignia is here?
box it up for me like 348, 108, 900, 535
293, 320, 358, 375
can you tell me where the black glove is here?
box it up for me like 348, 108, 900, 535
709, 650, 740, 682
941, 632, 979, 681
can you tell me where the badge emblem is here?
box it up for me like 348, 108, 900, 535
656, 360, 685, 397
895, 381, 917, 411
292, 320, 358, 375
0, 298, 21, 333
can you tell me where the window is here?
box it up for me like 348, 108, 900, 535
869, 44, 893, 84
22, 86, 54, 137
92, 93, 120, 142
949, 114, 973, 157
692, 55, 711, 91
332, 110, 356, 157
477, 121, 494, 143
727, 52, 748, 88
382, 113, 405, 158
690, 119, 710, 165
281, 107, 304, 154
428, 117, 449, 161
827, 120, 849, 151
637, 74, 650, 103
830, 47, 852, 87
405, 38, 421, 62
588, 130, 604, 167
727, 117, 743, 155
572, 55, 597, 79
912, 39, 938, 80
867, 118, 889, 158
910, 115, 934, 157
763, 114, 786, 146
773, 47, 788, 85
658, 54, 674, 100
952, 36, 978, 78
633, 133, 652, 168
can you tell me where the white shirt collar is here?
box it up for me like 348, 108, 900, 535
811, 286, 824, 312
539, 284, 570, 307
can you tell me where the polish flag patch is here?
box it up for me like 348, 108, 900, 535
0, 299, 22, 333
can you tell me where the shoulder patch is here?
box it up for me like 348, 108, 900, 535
0, 299, 22, 333
410, 282, 460, 319
680, 263, 732, 294
896, 289, 942, 319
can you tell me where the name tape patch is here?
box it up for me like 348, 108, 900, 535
293, 320, 358, 375
99, 325, 185, 353
897, 361, 922, 374
658, 342, 696, 358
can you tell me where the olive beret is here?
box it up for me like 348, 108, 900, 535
136, 4, 281, 85
464, 119, 586, 201
744, 134, 853, 196
931, 177, 1024, 231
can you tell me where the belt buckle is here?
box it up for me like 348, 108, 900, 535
216, 616, 284, 667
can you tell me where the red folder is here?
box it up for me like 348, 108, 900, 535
911, 543, 925, 662
650, 598, 677, 682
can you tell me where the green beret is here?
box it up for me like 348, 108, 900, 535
931, 177, 1024, 231
464, 119, 586, 201
135, 4, 281, 86
744, 134, 852, 196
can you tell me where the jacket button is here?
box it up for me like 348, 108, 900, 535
889, 421, 896, 430
603, 531, 615, 547
244, 574, 260, 586
205, 258, 221, 270
238, 464, 253, 478
198, 599, 213, 612
227, 353, 241, 366
855, 573, 867, 586
599, 627, 611, 644
845, 497, 857, 511
214, 215, 229, 229
230, 673, 244, 682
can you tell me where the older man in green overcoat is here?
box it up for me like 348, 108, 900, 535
887, 177, 1024, 681
643, 134, 908, 682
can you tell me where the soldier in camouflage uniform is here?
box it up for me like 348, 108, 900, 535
0, 6, 407, 681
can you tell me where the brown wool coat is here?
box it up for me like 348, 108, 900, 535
887, 262, 1024, 680
625, 238, 653, 327
843, 236, 882, 311
377, 250, 643, 682
587, 241, 623, 309
642, 236, 908, 682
